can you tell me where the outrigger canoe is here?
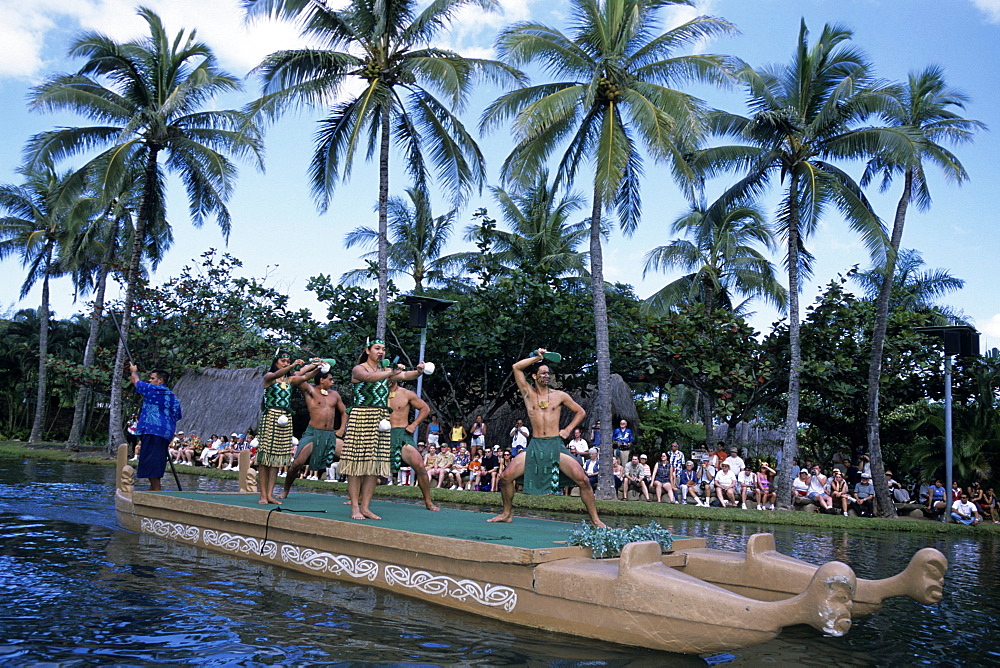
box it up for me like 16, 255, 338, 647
113, 447, 946, 655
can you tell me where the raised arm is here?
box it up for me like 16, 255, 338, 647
129, 363, 140, 386
512, 349, 545, 396
289, 359, 321, 387
265, 358, 305, 384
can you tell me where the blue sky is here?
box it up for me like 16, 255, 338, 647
1, 0, 998, 350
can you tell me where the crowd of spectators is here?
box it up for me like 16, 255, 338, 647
128, 417, 998, 524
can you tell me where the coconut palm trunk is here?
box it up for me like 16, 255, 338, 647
108, 149, 159, 451
28, 250, 52, 444
776, 180, 802, 510
864, 169, 913, 518
376, 107, 391, 340
67, 239, 115, 449
590, 187, 615, 500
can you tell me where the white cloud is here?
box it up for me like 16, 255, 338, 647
970, 0, 1000, 22
982, 313, 1000, 339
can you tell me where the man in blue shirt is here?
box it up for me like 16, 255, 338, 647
612, 419, 633, 456
130, 364, 183, 491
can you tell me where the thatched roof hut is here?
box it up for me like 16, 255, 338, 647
174, 367, 264, 438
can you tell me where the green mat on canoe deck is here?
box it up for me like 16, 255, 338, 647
153, 491, 580, 549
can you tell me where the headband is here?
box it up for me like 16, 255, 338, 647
366, 337, 385, 347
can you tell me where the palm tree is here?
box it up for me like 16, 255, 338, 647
853, 248, 965, 318
26, 7, 263, 448
342, 187, 457, 293
463, 172, 590, 281
858, 66, 984, 516
691, 21, 916, 509
244, 0, 518, 339
482, 0, 738, 498
641, 194, 786, 315
63, 177, 171, 449
0, 166, 86, 444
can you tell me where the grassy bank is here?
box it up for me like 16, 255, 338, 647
3, 441, 996, 538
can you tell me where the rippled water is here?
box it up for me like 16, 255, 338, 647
1, 458, 998, 666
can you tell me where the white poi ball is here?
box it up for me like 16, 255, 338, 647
422, 361, 435, 375
319, 362, 331, 374
276, 415, 290, 426
378, 419, 392, 432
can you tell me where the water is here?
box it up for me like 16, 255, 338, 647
1, 458, 998, 666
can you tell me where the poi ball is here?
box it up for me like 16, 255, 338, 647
276, 415, 290, 426
422, 362, 435, 375
378, 419, 392, 432
319, 363, 331, 374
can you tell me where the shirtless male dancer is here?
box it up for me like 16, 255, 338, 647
343, 339, 424, 520
488, 349, 606, 527
278, 361, 347, 499
387, 378, 439, 511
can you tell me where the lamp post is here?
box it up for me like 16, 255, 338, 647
402, 295, 454, 399
915, 324, 980, 522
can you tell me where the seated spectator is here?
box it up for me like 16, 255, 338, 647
829, 469, 852, 516
199, 435, 222, 467
622, 454, 650, 501
843, 459, 861, 487
736, 465, 757, 510
807, 466, 834, 512
650, 453, 676, 503
886, 470, 909, 503
639, 453, 653, 490
726, 447, 746, 475
428, 444, 454, 488
756, 462, 776, 510
478, 448, 501, 491
792, 468, 811, 503
697, 456, 716, 503
981, 487, 998, 524
216, 436, 240, 470
678, 460, 702, 506
583, 448, 600, 491
464, 451, 482, 491
951, 492, 981, 525
713, 461, 737, 507
917, 482, 931, 505
926, 479, 947, 513
612, 457, 624, 497
168, 432, 185, 464
567, 428, 589, 464
449, 445, 471, 490
853, 472, 874, 517
951, 480, 962, 504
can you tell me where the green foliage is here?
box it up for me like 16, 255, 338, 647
636, 303, 783, 434
789, 277, 942, 464
568, 521, 676, 558
636, 397, 703, 450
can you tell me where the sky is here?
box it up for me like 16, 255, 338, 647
1, 0, 998, 352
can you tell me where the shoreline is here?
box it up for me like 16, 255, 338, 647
3, 440, 996, 538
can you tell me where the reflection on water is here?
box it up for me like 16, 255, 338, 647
1, 459, 998, 666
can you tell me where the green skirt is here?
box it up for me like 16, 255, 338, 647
522, 436, 574, 495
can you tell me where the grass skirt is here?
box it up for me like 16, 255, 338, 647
257, 408, 293, 468
341, 406, 391, 477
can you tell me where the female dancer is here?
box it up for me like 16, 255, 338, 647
257, 350, 302, 505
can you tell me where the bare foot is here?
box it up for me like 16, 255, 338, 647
361, 509, 381, 520
258, 498, 270, 505
276, 491, 288, 500
351, 510, 365, 520
266, 497, 282, 505
593, 520, 608, 529
424, 503, 440, 511
487, 514, 512, 523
